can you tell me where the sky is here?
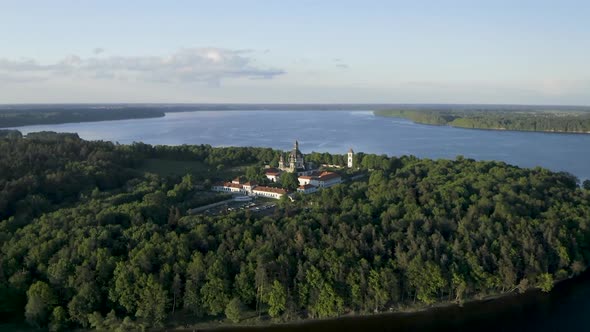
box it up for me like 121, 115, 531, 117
0, 0, 589, 105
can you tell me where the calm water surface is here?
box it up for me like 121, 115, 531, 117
12, 110, 590, 180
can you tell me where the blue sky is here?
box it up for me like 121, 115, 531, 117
1, 0, 589, 104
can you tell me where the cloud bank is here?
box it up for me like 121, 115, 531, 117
0, 48, 285, 85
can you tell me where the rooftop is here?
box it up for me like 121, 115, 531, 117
318, 171, 341, 181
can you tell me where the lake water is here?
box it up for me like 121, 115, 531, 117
11, 110, 590, 180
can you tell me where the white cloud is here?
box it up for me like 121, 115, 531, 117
0, 48, 285, 85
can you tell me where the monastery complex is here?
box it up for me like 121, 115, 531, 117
212, 141, 355, 199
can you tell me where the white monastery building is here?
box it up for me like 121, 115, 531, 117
212, 178, 287, 199
297, 184, 318, 194
298, 171, 342, 189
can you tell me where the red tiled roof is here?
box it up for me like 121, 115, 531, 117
253, 186, 287, 195
298, 175, 313, 180
265, 167, 280, 173
232, 176, 246, 184
298, 184, 316, 189
266, 171, 281, 176
224, 182, 244, 189
243, 181, 257, 186
318, 172, 341, 181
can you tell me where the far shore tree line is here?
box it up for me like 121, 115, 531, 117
375, 109, 590, 134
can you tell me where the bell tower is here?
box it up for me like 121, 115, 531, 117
347, 148, 354, 168
279, 154, 285, 170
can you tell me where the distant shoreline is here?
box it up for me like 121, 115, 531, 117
0, 107, 166, 128
3, 104, 590, 131
385, 116, 590, 136
374, 109, 590, 135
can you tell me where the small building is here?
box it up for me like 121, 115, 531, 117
297, 184, 318, 194
252, 186, 287, 199
298, 175, 313, 186
211, 182, 225, 192
264, 168, 281, 182
314, 171, 342, 188
297, 171, 342, 190
212, 182, 248, 194
242, 181, 257, 192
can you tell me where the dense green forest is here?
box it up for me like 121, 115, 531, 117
375, 109, 590, 134
1, 132, 590, 331
0, 107, 166, 128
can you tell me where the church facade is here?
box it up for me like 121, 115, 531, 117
278, 140, 314, 175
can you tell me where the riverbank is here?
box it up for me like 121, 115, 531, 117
162, 286, 546, 331
374, 109, 590, 135
0, 273, 580, 332
168, 273, 586, 332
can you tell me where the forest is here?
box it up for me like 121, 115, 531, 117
1, 132, 590, 331
0, 107, 166, 128
375, 109, 590, 134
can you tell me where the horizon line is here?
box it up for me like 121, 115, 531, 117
1, 102, 590, 108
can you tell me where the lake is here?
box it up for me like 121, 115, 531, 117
11, 110, 590, 180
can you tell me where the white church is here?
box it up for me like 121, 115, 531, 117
277, 140, 312, 175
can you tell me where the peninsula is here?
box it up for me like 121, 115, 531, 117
1, 131, 589, 331
374, 108, 590, 134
